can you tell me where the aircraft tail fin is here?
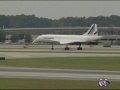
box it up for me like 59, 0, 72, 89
83, 24, 98, 36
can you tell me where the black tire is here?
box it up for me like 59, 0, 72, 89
77, 47, 82, 50
64, 47, 69, 50
51, 48, 54, 50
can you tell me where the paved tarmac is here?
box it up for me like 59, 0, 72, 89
0, 45, 119, 81
0, 45, 120, 59
0, 52, 120, 59
0, 67, 120, 81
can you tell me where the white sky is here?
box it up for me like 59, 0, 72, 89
0, 1, 120, 19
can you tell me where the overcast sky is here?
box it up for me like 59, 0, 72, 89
0, 1, 120, 19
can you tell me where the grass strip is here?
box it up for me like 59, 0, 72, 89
0, 57, 120, 71
0, 78, 119, 89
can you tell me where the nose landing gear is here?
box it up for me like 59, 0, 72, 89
51, 42, 54, 50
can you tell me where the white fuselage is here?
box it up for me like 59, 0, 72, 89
33, 34, 102, 44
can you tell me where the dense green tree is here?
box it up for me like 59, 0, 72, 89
24, 32, 32, 43
0, 15, 10, 28
10, 32, 19, 43
0, 29, 6, 42
1, 14, 120, 28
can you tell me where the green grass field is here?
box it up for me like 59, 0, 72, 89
0, 78, 119, 89
0, 57, 120, 89
0, 57, 120, 71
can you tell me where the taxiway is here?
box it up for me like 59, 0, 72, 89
0, 67, 120, 81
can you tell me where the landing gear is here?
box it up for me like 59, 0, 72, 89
51, 42, 54, 50
77, 47, 82, 50
64, 45, 69, 50
77, 44, 82, 50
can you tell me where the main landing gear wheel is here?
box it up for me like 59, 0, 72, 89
77, 44, 82, 50
64, 47, 69, 50
64, 45, 69, 50
77, 47, 82, 50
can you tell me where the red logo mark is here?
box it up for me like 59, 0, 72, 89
94, 32, 97, 35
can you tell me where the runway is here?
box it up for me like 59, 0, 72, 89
0, 67, 120, 81
0, 52, 120, 59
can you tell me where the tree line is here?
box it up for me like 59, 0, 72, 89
0, 14, 120, 28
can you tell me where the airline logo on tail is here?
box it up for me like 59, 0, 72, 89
93, 31, 98, 35
88, 24, 95, 34
83, 24, 98, 36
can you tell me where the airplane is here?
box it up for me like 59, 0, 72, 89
32, 24, 102, 50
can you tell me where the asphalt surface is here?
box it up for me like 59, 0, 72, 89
0, 52, 120, 59
0, 67, 120, 81
0, 45, 120, 59
0, 45, 119, 81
